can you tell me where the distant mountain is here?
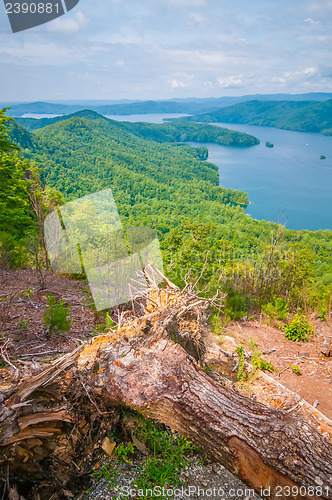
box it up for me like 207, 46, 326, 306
4, 93, 332, 117
183, 99, 332, 134
16, 109, 106, 131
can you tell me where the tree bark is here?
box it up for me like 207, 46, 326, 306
1, 282, 332, 499
78, 334, 332, 500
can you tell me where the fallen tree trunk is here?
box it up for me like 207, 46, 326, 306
78, 333, 332, 500
1, 280, 332, 499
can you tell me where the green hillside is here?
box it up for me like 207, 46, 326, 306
10, 113, 251, 229
3, 109, 332, 319
184, 99, 332, 134
16, 109, 259, 147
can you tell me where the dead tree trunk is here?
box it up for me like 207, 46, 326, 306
1, 279, 332, 499
78, 334, 332, 500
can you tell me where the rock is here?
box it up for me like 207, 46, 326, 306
212, 462, 219, 474
101, 437, 116, 457
321, 337, 332, 357
298, 351, 310, 358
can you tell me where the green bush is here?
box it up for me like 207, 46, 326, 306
43, 294, 71, 337
251, 349, 274, 372
262, 298, 289, 323
284, 314, 314, 342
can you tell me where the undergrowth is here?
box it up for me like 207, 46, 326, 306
91, 415, 201, 499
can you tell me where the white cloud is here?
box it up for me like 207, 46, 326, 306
217, 75, 243, 88
169, 79, 188, 88
304, 17, 320, 25
47, 10, 88, 35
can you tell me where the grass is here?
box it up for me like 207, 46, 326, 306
91, 415, 202, 499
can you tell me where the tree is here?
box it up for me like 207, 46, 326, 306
0, 279, 331, 499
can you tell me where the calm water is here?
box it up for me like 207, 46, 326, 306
19, 113, 332, 231
196, 123, 332, 231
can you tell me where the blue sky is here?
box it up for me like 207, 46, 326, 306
1, 0, 332, 101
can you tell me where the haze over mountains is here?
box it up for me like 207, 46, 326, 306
3, 92, 332, 118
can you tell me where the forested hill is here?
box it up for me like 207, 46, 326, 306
8, 113, 251, 234
3, 108, 332, 320
183, 99, 332, 135
16, 110, 259, 147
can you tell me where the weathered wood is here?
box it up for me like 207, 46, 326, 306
79, 334, 332, 500
1, 280, 331, 499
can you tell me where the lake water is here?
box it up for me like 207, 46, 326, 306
20, 113, 332, 231
195, 122, 332, 231
21, 113, 63, 118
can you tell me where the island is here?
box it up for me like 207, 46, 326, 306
265, 141, 274, 148
320, 155, 326, 159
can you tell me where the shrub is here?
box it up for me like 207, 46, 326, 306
284, 314, 314, 342
43, 294, 71, 337
251, 349, 274, 372
262, 298, 289, 324
291, 365, 302, 375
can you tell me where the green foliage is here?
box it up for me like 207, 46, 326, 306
17, 318, 29, 330
251, 349, 275, 372
262, 298, 289, 323
0, 108, 19, 152
91, 463, 118, 493
224, 289, 252, 320
291, 365, 302, 375
185, 99, 332, 135
133, 418, 195, 494
235, 346, 247, 381
3, 111, 332, 318
92, 417, 198, 498
114, 442, 135, 464
284, 314, 315, 342
105, 312, 115, 329
43, 294, 71, 337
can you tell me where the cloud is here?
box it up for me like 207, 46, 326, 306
217, 75, 243, 88
47, 10, 88, 35
304, 17, 320, 25
0, 40, 86, 66
169, 79, 188, 88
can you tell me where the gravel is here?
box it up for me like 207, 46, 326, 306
80, 456, 262, 500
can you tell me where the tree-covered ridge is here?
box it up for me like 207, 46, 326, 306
16, 109, 259, 147
110, 119, 259, 147
184, 99, 332, 134
2, 108, 332, 319
14, 114, 249, 224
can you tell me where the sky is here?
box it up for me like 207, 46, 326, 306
1, 0, 332, 102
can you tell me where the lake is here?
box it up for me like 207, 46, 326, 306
105, 114, 332, 230
195, 122, 332, 231
20, 113, 332, 231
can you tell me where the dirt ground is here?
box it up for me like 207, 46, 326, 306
1, 269, 331, 498
0, 268, 97, 386
218, 318, 332, 419
1, 268, 331, 418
